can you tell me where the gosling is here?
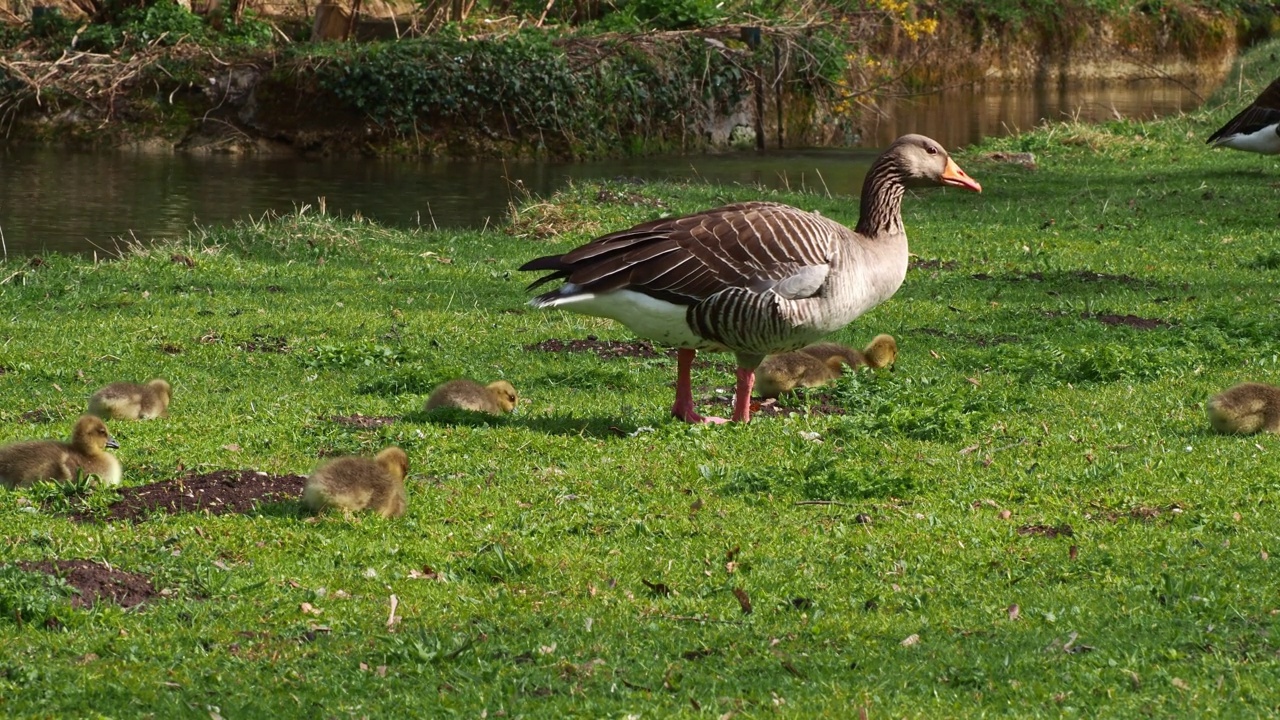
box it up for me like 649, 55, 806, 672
1206, 382, 1280, 435
301, 447, 410, 518
88, 378, 172, 420
0, 415, 121, 489
424, 379, 518, 416
755, 353, 848, 399
801, 334, 899, 371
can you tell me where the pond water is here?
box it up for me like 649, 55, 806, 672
0, 77, 1218, 256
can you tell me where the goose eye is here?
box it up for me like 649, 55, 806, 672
925, 145, 938, 155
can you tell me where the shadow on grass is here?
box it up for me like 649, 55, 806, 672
514, 413, 650, 439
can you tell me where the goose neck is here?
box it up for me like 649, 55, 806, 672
855, 156, 906, 238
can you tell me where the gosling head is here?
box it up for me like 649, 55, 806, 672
374, 446, 410, 482
486, 380, 519, 414
865, 334, 898, 370
71, 415, 119, 453
147, 378, 173, 404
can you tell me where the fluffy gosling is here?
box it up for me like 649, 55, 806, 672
424, 379, 518, 415
755, 353, 847, 399
801, 334, 899, 371
0, 415, 121, 489
301, 447, 410, 518
1207, 382, 1280, 435
88, 378, 172, 420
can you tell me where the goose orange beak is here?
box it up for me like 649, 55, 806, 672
942, 158, 982, 193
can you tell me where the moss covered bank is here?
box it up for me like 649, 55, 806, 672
0, 0, 1274, 158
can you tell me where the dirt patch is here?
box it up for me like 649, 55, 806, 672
973, 151, 1037, 169
237, 334, 290, 353
1042, 311, 1170, 329
81, 470, 307, 522
970, 271, 1145, 286
16, 559, 157, 609
20, 409, 54, 423
328, 414, 398, 428
910, 258, 958, 271
526, 337, 666, 360
1087, 313, 1169, 329
1017, 524, 1074, 538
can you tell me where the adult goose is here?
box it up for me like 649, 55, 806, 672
519, 134, 982, 423
1206, 76, 1280, 154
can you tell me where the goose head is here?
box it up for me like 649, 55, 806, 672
486, 380, 519, 413
890, 135, 983, 193
374, 446, 410, 482
71, 415, 119, 453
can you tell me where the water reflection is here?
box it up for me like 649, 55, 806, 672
0, 77, 1216, 256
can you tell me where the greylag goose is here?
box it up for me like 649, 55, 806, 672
424, 379, 518, 415
0, 415, 121, 488
1206, 382, 1280, 434
302, 446, 410, 518
88, 378, 172, 420
519, 134, 981, 423
800, 334, 899, 371
1206, 76, 1280, 154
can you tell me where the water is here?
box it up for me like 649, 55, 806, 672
0, 78, 1216, 256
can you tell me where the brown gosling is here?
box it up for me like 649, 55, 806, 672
424, 379, 518, 415
801, 334, 899, 371
301, 447, 410, 518
755, 353, 848, 399
88, 378, 172, 420
1206, 382, 1280, 435
0, 415, 121, 489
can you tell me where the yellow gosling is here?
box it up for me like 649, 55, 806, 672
801, 334, 898, 370
1207, 382, 1280, 435
301, 447, 410, 518
755, 353, 847, 399
424, 379, 518, 415
0, 415, 121, 488
88, 378, 172, 420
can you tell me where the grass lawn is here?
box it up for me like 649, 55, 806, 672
2, 42, 1280, 719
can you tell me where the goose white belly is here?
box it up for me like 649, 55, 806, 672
533, 287, 718, 349
1212, 125, 1280, 154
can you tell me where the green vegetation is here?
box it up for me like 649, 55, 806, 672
3, 36, 1280, 719
2, 0, 1270, 156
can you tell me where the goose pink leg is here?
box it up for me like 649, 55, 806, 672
729, 367, 755, 423
671, 349, 728, 424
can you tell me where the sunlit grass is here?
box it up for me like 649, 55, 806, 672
0, 40, 1279, 719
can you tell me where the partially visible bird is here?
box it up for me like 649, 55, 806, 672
1206, 382, 1280, 435
0, 415, 121, 488
1206, 76, 1280, 154
520, 135, 980, 423
88, 378, 172, 420
301, 446, 410, 518
755, 352, 848, 399
424, 379, 518, 416
800, 334, 899, 371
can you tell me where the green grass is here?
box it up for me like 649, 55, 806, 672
3, 41, 1280, 719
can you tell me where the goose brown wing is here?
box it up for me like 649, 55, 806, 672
521, 202, 842, 304
1207, 76, 1280, 143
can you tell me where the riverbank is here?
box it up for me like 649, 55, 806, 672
0, 0, 1270, 158
0, 38, 1278, 717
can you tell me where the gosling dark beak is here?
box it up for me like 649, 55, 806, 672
105, 436, 120, 449
942, 157, 982, 193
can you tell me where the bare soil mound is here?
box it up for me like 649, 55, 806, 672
80, 470, 307, 522
17, 559, 156, 609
